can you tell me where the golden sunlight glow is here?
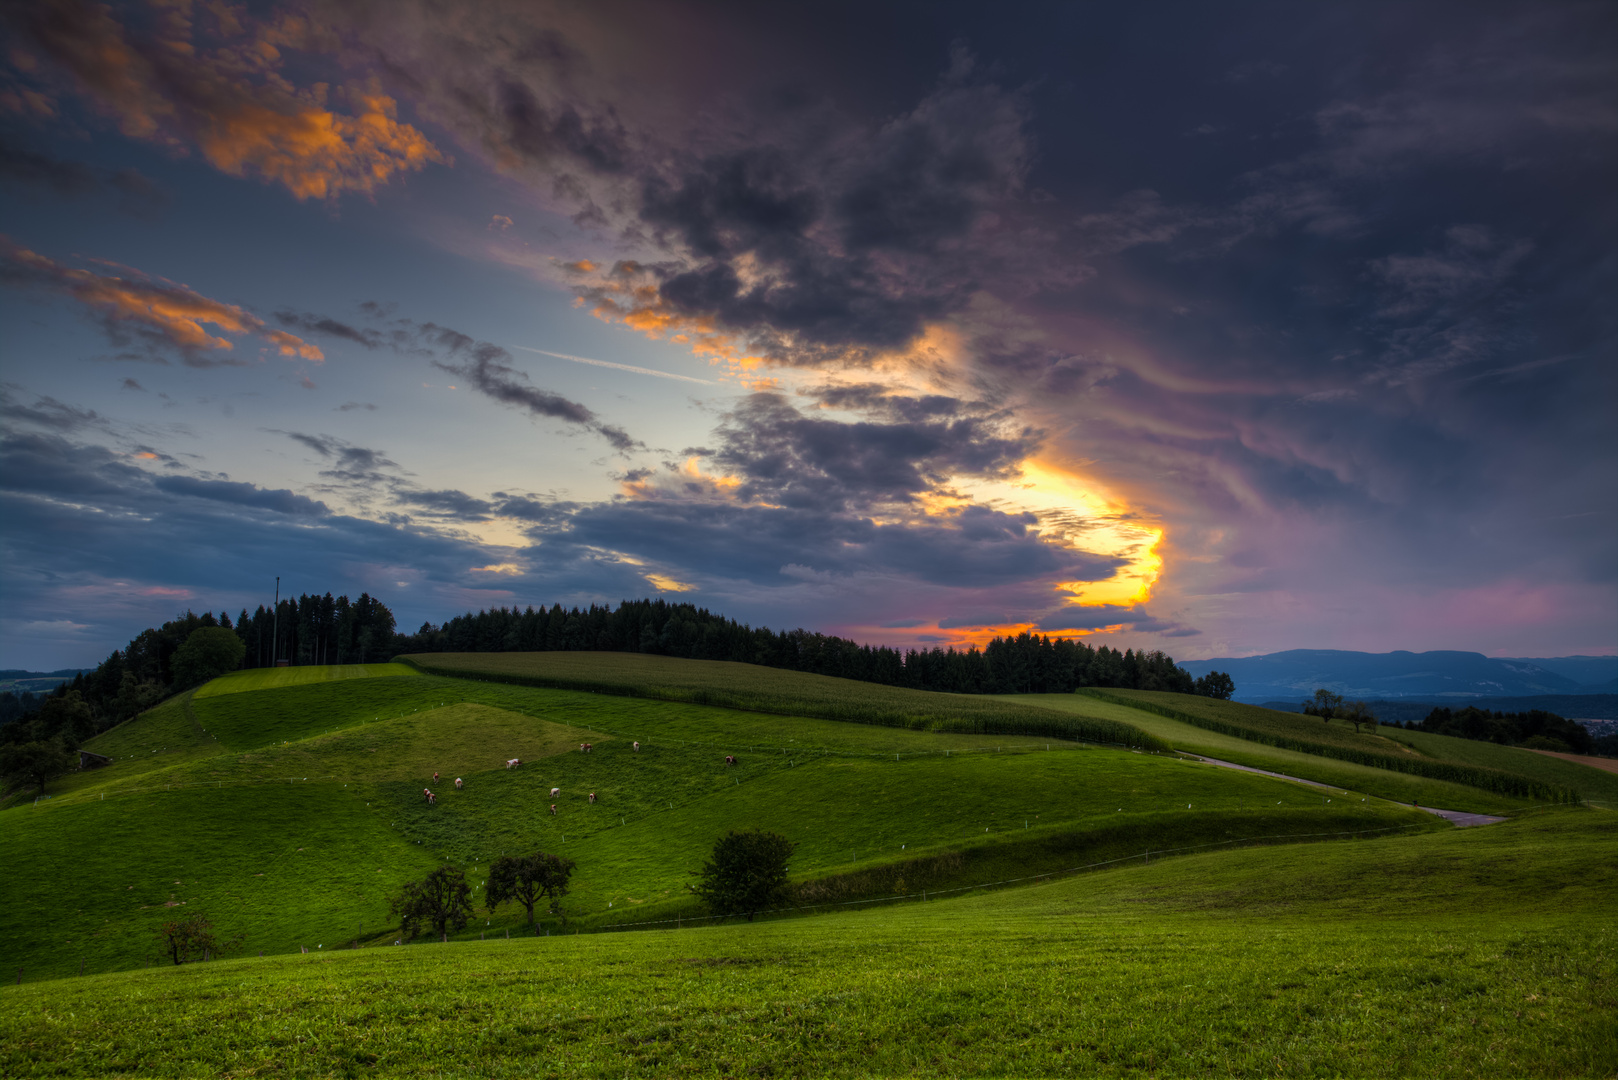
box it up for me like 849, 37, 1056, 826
960, 458, 1164, 609
571, 288, 1167, 626
645, 573, 695, 592
470, 563, 523, 575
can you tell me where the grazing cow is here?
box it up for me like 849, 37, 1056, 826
725, 755, 737, 766
424, 788, 436, 805
506, 758, 521, 769
432, 772, 439, 783
588, 792, 597, 804
633, 741, 640, 752
549, 803, 557, 816
550, 787, 561, 798
454, 777, 463, 789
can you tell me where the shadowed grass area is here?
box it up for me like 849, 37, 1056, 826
2, 810, 1609, 1078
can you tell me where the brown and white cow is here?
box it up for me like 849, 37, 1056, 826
588, 792, 597, 804
454, 777, 463, 790
506, 758, 521, 769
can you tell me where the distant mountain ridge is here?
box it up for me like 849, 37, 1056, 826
0, 668, 95, 694
1180, 650, 1618, 703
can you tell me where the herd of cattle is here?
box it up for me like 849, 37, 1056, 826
419, 741, 740, 808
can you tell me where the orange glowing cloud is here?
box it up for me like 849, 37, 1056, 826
194, 87, 446, 201
0, 237, 322, 364
7, 6, 445, 201
563, 260, 772, 381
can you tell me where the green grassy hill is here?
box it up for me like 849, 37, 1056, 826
1080, 688, 1593, 804
4, 664, 1435, 984
4, 809, 1611, 1078
401, 651, 1168, 749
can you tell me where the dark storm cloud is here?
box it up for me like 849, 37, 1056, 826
315, 5, 1040, 362
557, 498, 1118, 591
706, 392, 1036, 513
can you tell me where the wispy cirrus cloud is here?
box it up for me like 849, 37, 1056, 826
0, 237, 322, 364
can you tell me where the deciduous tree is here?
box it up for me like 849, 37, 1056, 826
0, 740, 78, 795
155, 912, 229, 965
695, 829, 796, 922
1342, 700, 1377, 734
390, 865, 474, 941
1303, 688, 1344, 722
1194, 671, 1235, 700
485, 852, 575, 930
170, 626, 246, 689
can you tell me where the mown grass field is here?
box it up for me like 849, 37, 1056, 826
3, 810, 1611, 1078
193, 664, 420, 699
401, 652, 1166, 749
1009, 693, 1529, 814
1085, 688, 1590, 804
3, 668, 1432, 983
1377, 723, 1618, 809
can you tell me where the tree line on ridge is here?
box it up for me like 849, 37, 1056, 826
1, 595, 1233, 792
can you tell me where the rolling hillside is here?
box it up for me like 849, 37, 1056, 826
4, 661, 1437, 983
4, 809, 1611, 1077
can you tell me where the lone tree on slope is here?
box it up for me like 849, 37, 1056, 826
155, 912, 232, 965
1303, 688, 1345, 722
390, 865, 474, 941
1341, 700, 1378, 735
485, 852, 575, 931
694, 829, 796, 922
0, 740, 78, 796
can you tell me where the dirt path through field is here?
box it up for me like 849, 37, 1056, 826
1182, 753, 1506, 827
1527, 748, 1618, 774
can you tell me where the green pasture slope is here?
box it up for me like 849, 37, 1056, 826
3, 811, 1612, 1078
193, 663, 418, 699
401, 651, 1169, 749
1081, 688, 1601, 806
3, 658, 1612, 1076
7, 663, 1430, 986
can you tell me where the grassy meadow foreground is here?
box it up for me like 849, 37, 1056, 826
4, 812, 1612, 1077
2, 653, 1613, 1076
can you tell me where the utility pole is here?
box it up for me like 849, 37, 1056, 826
272, 576, 280, 667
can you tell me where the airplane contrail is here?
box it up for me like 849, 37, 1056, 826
511, 345, 715, 385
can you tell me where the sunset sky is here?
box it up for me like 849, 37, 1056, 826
2, 0, 1614, 670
